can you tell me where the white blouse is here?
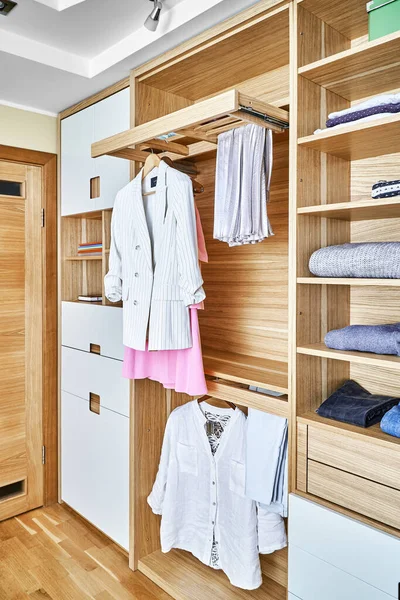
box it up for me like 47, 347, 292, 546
148, 400, 287, 590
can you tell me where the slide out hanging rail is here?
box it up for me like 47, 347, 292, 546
91, 89, 289, 162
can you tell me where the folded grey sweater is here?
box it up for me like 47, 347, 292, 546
309, 242, 400, 278
325, 323, 400, 356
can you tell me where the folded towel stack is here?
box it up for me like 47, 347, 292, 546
309, 242, 400, 279
78, 242, 103, 256
317, 380, 399, 428
381, 403, 400, 438
372, 179, 400, 199
325, 323, 400, 356
314, 92, 400, 134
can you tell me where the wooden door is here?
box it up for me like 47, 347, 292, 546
0, 160, 43, 520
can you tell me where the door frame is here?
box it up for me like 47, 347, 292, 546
0, 144, 58, 506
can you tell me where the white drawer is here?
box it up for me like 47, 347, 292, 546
289, 494, 400, 598
289, 545, 392, 600
61, 346, 129, 417
61, 391, 129, 550
62, 302, 123, 361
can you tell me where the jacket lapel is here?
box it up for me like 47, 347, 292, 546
153, 161, 168, 264
132, 169, 153, 272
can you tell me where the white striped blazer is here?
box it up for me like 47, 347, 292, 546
105, 161, 205, 351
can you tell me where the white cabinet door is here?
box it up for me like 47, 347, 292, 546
62, 301, 124, 361
289, 494, 400, 598
93, 88, 130, 211
61, 346, 129, 417
61, 391, 129, 550
289, 545, 392, 600
61, 105, 95, 216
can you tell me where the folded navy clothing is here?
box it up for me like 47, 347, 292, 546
372, 179, 400, 199
326, 102, 400, 128
309, 242, 400, 279
316, 380, 399, 427
325, 323, 400, 356
381, 403, 400, 438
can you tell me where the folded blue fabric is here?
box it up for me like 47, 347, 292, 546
309, 242, 400, 279
381, 403, 400, 438
325, 323, 400, 356
316, 380, 399, 427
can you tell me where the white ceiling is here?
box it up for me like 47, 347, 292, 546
0, 0, 260, 114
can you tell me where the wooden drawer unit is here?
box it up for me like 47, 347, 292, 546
290, 495, 400, 598
61, 391, 129, 550
62, 301, 124, 361
297, 417, 400, 532
61, 346, 129, 417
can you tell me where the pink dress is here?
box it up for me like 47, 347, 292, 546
122, 207, 208, 396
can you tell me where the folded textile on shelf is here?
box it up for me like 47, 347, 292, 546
214, 123, 273, 246
316, 380, 399, 427
328, 93, 400, 121
381, 403, 400, 438
245, 408, 288, 517
372, 179, 400, 199
325, 323, 400, 356
326, 101, 400, 128
309, 242, 400, 278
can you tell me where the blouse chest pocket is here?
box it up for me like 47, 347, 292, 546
229, 460, 246, 497
177, 442, 198, 476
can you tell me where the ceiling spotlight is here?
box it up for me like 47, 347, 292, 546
144, 0, 163, 32
0, 0, 17, 15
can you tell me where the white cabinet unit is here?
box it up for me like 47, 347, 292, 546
61, 88, 130, 216
61, 105, 94, 216
93, 88, 130, 211
62, 301, 124, 361
61, 391, 129, 550
289, 495, 400, 599
61, 346, 129, 417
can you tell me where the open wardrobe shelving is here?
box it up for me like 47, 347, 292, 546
57, 0, 400, 599
292, 0, 400, 540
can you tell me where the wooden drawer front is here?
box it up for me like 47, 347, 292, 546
308, 460, 400, 531
61, 346, 129, 417
61, 391, 129, 550
308, 425, 400, 491
290, 494, 400, 598
62, 302, 124, 361
289, 545, 392, 600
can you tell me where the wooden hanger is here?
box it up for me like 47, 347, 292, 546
197, 395, 236, 410
142, 151, 161, 197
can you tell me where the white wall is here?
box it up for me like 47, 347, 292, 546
0, 104, 57, 154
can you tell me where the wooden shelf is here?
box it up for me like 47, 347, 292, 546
297, 342, 400, 370
65, 256, 102, 261
139, 549, 286, 600
203, 348, 288, 394
298, 113, 400, 161
297, 198, 400, 221
299, 31, 400, 101
297, 0, 368, 40
91, 90, 289, 160
298, 412, 400, 449
297, 277, 400, 287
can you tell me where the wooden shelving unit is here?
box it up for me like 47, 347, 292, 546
139, 550, 286, 600
297, 277, 400, 286
297, 343, 400, 370
298, 113, 400, 160
297, 198, 400, 221
298, 31, 400, 101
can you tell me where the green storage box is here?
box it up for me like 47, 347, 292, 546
367, 0, 400, 41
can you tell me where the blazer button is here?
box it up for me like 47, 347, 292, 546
135, 245, 140, 250
133, 300, 138, 306
135, 272, 139, 277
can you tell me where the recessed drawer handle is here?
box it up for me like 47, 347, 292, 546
90, 343, 101, 355
89, 393, 100, 415
90, 176, 100, 199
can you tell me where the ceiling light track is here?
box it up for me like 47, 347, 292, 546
0, 0, 17, 16
144, 0, 163, 32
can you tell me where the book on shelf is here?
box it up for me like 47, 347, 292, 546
78, 242, 103, 256
77, 295, 103, 302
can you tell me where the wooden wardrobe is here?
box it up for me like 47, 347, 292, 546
59, 0, 400, 598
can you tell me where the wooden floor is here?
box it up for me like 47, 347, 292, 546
0, 503, 170, 600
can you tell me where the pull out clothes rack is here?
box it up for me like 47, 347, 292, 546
91, 89, 289, 163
